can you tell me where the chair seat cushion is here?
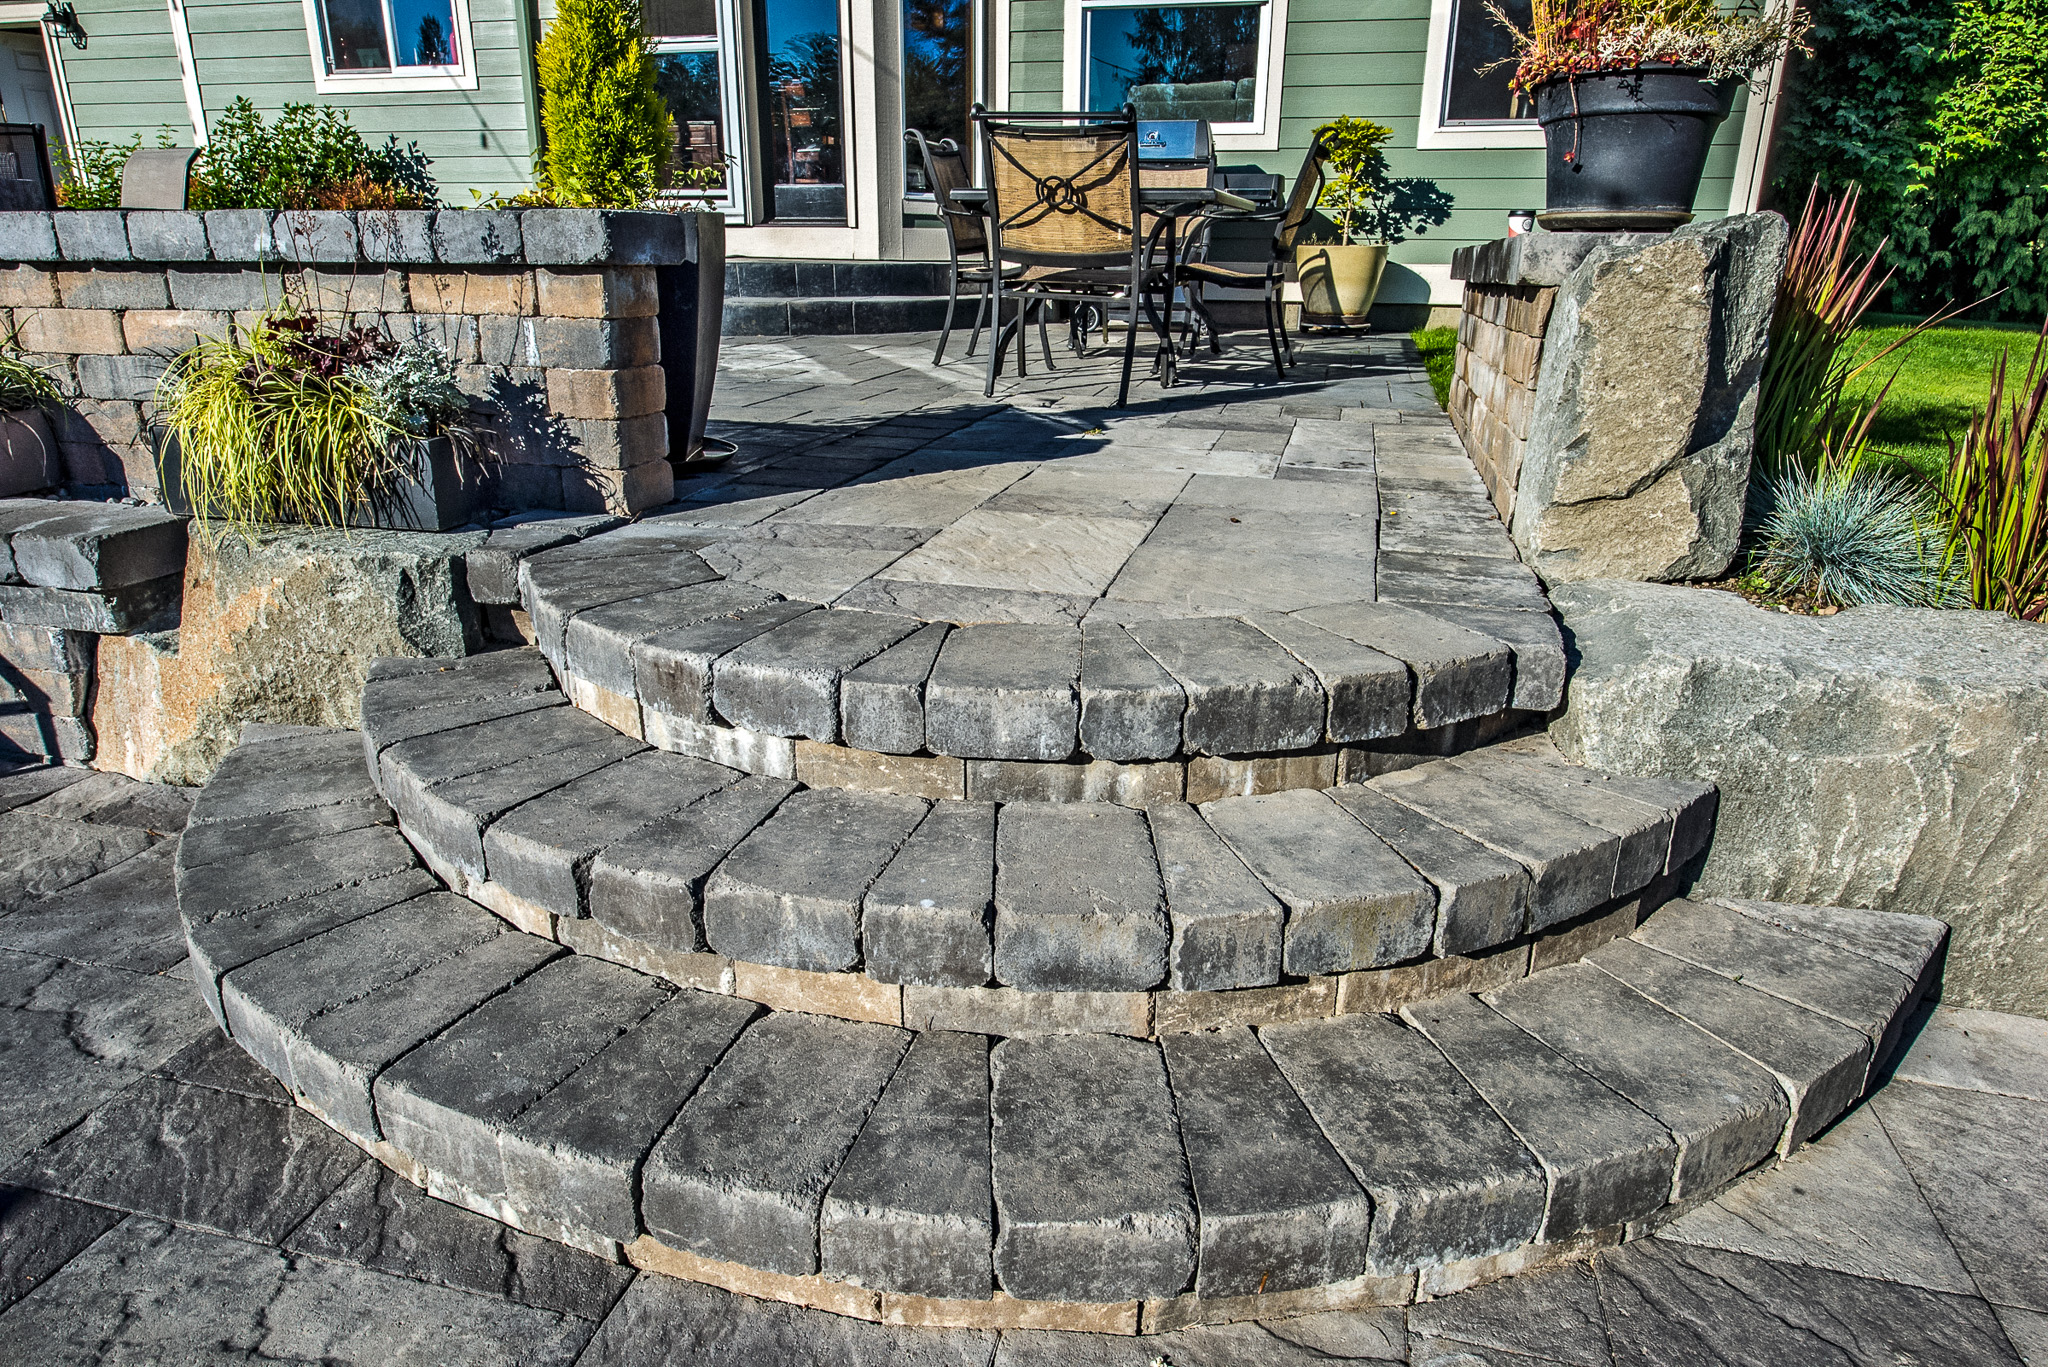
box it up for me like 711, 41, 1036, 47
1180, 262, 1278, 288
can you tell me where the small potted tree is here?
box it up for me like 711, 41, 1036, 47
1296, 117, 1448, 328
1493, 0, 1808, 230
154, 311, 481, 531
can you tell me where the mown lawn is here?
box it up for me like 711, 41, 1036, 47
1412, 326, 1456, 408
1843, 319, 2040, 482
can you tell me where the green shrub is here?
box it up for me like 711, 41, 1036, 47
189, 98, 436, 211
54, 135, 141, 209
536, 0, 674, 208
1756, 465, 1961, 607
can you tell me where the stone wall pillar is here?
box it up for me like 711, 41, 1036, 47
1449, 216, 1788, 584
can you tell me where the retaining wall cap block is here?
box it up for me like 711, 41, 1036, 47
1451, 231, 1662, 288
0, 211, 60, 261
860, 800, 998, 988
359, 209, 437, 264
270, 210, 362, 265
992, 801, 1168, 993
53, 210, 132, 262
4, 501, 188, 591
520, 209, 694, 266
201, 210, 277, 261
433, 209, 523, 265
1147, 800, 1283, 993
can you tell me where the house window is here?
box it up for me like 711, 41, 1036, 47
1081, 0, 1269, 130
904, 0, 973, 193
1441, 0, 1532, 123
649, 0, 730, 198
303, 0, 476, 91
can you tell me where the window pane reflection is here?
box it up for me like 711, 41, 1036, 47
903, 0, 970, 193
1444, 0, 1533, 121
645, 0, 718, 39
763, 0, 845, 220
1083, 3, 1263, 124
390, 0, 458, 65
656, 51, 728, 191
323, 0, 390, 70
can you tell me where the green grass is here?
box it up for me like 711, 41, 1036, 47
1848, 320, 2040, 483
1413, 326, 1456, 409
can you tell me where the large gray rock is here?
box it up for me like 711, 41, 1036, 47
1551, 580, 2048, 1017
1511, 214, 1787, 583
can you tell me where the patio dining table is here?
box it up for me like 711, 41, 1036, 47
946, 184, 1260, 387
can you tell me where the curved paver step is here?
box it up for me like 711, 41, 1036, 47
356, 650, 1718, 1013
513, 516, 1564, 775
176, 725, 1949, 1333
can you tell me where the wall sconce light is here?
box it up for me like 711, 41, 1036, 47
41, 2, 86, 50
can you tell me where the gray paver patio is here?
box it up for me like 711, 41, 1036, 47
0, 333, 2043, 1364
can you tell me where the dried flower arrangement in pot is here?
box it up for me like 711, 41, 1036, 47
1489, 0, 1810, 230
153, 312, 482, 532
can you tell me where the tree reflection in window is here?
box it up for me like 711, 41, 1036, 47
1084, 3, 1264, 124
904, 0, 969, 192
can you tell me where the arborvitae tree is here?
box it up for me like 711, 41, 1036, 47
536, 0, 673, 207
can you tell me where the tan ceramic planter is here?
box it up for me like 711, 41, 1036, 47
1295, 242, 1389, 326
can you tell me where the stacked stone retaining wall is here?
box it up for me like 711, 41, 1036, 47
1450, 284, 1552, 523
0, 207, 720, 517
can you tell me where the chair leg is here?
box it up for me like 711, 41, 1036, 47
1262, 292, 1286, 382
934, 277, 962, 366
1277, 289, 1296, 367
1037, 298, 1057, 370
984, 281, 1004, 397
1116, 289, 1140, 407
966, 283, 990, 358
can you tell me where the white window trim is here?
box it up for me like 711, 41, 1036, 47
1416, 0, 1542, 150
299, 0, 481, 95
1061, 0, 1288, 152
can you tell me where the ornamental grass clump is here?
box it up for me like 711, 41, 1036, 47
1756, 465, 1963, 609
1938, 320, 2048, 619
0, 348, 59, 412
155, 313, 474, 529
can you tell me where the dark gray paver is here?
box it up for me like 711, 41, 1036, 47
587, 775, 798, 952
702, 786, 930, 972
176, 797, 393, 872
7, 503, 187, 591
361, 692, 567, 777
25, 770, 194, 833
862, 800, 998, 986
0, 840, 185, 971
1248, 612, 1411, 744
1449, 753, 1674, 896
0, 1218, 593, 1367
1200, 789, 1436, 976
1369, 762, 1619, 930
1422, 604, 1568, 712
1295, 602, 1513, 729
499, 988, 760, 1243
483, 751, 738, 918
992, 801, 1168, 991
151, 1030, 289, 1102
1718, 896, 1950, 983
286, 928, 564, 1141
821, 1029, 993, 1298
466, 513, 626, 604
1078, 621, 1186, 761
521, 548, 718, 663
566, 581, 784, 695
7, 1075, 365, 1242
1486, 961, 1790, 1201
641, 1010, 910, 1275
1401, 992, 1679, 1241
1588, 936, 1871, 1149
287, 1162, 636, 1319
925, 623, 1081, 761
1126, 617, 1326, 756
0, 812, 154, 912
632, 599, 817, 722
712, 608, 920, 741
1263, 1013, 1546, 1273
375, 699, 604, 805
1633, 898, 1922, 1074
0, 763, 91, 814
1160, 1025, 1372, 1298
374, 956, 674, 1203
355, 650, 558, 738
1479, 746, 1719, 876
1326, 783, 1530, 957
1146, 800, 1284, 991
841, 620, 950, 754
0, 1185, 124, 1315
990, 1032, 1195, 1301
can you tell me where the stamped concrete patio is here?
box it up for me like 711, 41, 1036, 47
1, 332, 2044, 1365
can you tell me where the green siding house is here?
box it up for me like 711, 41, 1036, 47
8, 0, 1780, 312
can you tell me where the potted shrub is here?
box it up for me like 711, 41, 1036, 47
153, 312, 481, 532
1494, 0, 1808, 230
1295, 116, 1444, 328
0, 346, 59, 497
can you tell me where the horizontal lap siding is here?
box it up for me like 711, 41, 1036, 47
1008, 0, 1755, 270
61, 0, 538, 200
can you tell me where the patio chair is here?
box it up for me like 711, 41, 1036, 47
1174, 134, 1329, 380
906, 130, 994, 366
971, 105, 1157, 407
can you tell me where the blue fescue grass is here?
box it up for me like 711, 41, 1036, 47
1756, 465, 1966, 609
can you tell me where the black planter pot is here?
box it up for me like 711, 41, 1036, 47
1534, 67, 1735, 232
156, 434, 477, 532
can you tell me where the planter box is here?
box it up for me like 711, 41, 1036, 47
0, 408, 58, 496
156, 433, 477, 533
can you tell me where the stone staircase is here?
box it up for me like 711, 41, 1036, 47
723, 261, 956, 338
174, 669, 1947, 1333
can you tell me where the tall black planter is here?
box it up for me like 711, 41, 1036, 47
1534, 68, 1735, 232
657, 211, 727, 464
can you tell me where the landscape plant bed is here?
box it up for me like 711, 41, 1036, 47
155, 432, 474, 533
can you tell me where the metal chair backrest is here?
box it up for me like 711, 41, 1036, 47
120, 146, 199, 209
974, 107, 1139, 268
904, 129, 986, 257
0, 124, 54, 211
1272, 134, 1329, 261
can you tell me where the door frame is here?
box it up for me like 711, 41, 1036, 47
0, 2, 75, 152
